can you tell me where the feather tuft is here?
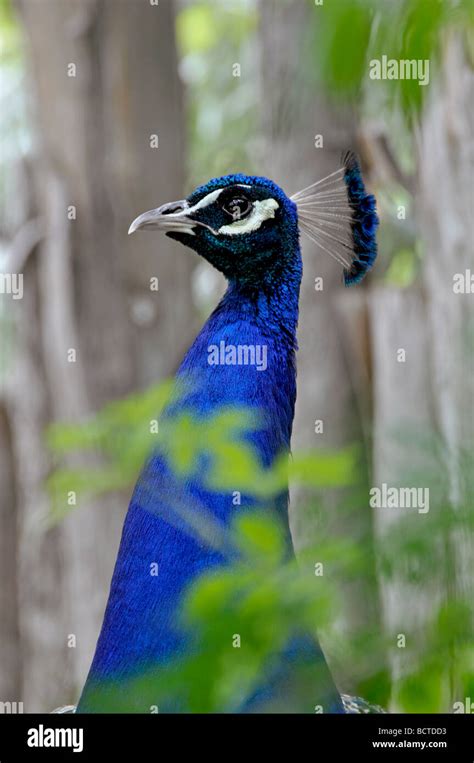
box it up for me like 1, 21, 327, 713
341, 151, 379, 285
291, 151, 379, 286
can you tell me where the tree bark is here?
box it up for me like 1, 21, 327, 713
417, 37, 474, 704
371, 36, 473, 710
370, 287, 440, 706
0, 403, 21, 704
259, 0, 386, 698
6, 0, 193, 710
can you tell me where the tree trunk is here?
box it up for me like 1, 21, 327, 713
4, 0, 193, 711
417, 37, 473, 704
0, 403, 21, 704
259, 0, 386, 698
370, 287, 441, 706
371, 36, 473, 710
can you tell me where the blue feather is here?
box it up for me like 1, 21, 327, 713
78, 174, 345, 713
342, 151, 379, 286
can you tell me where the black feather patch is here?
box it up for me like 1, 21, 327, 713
342, 150, 379, 286
292, 151, 379, 285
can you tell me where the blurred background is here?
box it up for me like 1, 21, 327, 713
0, 0, 473, 712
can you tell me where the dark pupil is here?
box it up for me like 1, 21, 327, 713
223, 197, 251, 220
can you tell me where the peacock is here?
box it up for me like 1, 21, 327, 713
67, 152, 380, 714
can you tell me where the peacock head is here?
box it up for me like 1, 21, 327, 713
129, 174, 299, 285
129, 155, 378, 286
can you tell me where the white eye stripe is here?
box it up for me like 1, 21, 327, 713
187, 188, 224, 213
159, 186, 277, 238
178, 185, 252, 217
217, 198, 279, 236
157, 189, 225, 223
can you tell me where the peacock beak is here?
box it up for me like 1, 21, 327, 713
128, 200, 195, 235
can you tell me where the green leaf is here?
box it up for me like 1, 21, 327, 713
233, 513, 287, 564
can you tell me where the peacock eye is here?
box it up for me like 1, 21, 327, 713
221, 197, 252, 221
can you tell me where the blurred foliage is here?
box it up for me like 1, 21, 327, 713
308, 0, 473, 287
176, 0, 260, 187
47, 380, 175, 521
0, 0, 29, 209
83, 510, 345, 713
79, 499, 474, 712
0, 0, 20, 61
0, 0, 29, 387
47, 379, 474, 712
312, 0, 474, 120
47, 378, 355, 521
385, 248, 417, 288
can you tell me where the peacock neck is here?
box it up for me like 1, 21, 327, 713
78, 243, 305, 705
213, 245, 303, 342
177, 244, 303, 455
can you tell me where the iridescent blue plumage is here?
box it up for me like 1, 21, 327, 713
342, 151, 379, 285
78, 165, 377, 713
291, 152, 378, 286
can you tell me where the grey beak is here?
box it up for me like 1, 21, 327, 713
128, 200, 195, 235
